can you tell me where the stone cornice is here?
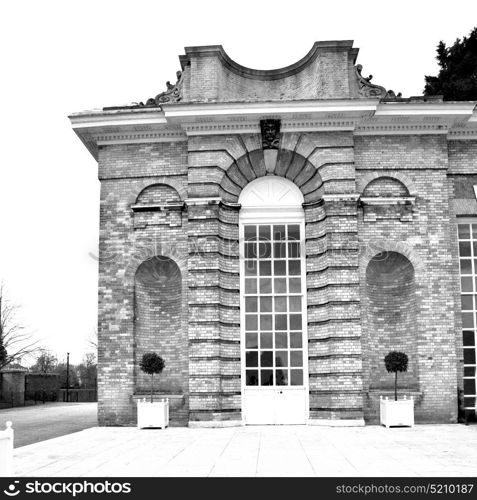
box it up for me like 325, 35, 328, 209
70, 99, 477, 159
355, 124, 449, 136
447, 128, 477, 140
96, 130, 186, 145
70, 108, 185, 159
163, 99, 379, 120
69, 108, 167, 128
375, 101, 475, 117
166, 100, 376, 136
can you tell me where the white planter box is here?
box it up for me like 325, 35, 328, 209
380, 396, 414, 428
137, 399, 169, 429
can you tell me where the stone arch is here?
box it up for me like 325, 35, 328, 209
362, 177, 410, 198
359, 239, 424, 273
364, 251, 419, 393
134, 255, 188, 422
124, 242, 188, 286
219, 148, 324, 205
126, 176, 186, 206
357, 172, 416, 196
135, 183, 182, 205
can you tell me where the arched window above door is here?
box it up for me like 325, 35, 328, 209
239, 176, 304, 219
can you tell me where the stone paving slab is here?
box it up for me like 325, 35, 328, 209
13, 424, 477, 477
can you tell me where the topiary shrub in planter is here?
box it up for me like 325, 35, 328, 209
384, 351, 408, 401
380, 351, 414, 428
137, 352, 169, 429
140, 352, 165, 403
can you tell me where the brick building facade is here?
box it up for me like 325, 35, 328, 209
71, 41, 477, 426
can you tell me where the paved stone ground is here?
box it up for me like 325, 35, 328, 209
0, 403, 97, 448
12, 424, 477, 477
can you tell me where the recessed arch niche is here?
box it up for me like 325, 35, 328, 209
365, 251, 419, 391
134, 256, 186, 398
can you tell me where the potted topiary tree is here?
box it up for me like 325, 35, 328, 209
137, 352, 169, 429
380, 351, 414, 427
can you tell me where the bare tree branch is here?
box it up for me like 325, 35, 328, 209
0, 281, 41, 369
87, 328, 98, 350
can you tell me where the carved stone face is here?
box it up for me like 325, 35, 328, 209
260, 119, 281, 149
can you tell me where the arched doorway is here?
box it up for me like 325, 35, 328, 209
239, 176, 309, 424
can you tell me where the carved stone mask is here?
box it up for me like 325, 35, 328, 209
260, 119, 281, 150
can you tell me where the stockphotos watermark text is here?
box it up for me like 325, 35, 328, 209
3, 480, 131, 497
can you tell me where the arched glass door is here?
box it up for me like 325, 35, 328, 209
239, 177, 309, 424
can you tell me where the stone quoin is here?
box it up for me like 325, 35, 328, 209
70, 41, 477, 427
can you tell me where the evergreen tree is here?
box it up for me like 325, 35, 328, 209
424, 27, 477, 100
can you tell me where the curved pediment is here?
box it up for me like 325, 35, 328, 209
175, 41, 396, 103
111, 41, 398, 109
180, 41, 357, 81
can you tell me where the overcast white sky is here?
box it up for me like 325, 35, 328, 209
1, 0, 476, 364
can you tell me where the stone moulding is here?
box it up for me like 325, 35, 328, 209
448, 128, 477, 140
359, 197, 415, 223
355, 124, 449, 135
130, 202, 185, 213
185, 197, 221, 207
96, 131, 187, 145
360, 197, 416, 206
